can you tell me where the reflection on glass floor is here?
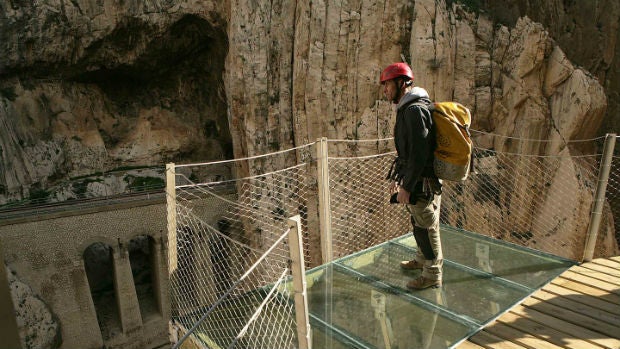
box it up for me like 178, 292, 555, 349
305, 225, 576, 349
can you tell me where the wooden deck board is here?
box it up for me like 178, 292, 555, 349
571, 265, 620, 286
606, 256, 620, 263
486, 319, 567, 349
552, 277, 620, 304
593, 257, 620, 268
468, 330, 529, 349
541, 283, 620, 316
457, 257, 620, 349
496, 311, 600, 349
531, 290, 620, 327
579, 262, 620, 278
509, 305, 619, 348
520, 297, 619, 338
454, 340, 485, 349
561, 269, 620, 293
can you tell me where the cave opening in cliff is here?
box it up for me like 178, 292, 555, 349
72, 14, 232, 163
83, 242, 121, 340
128, 235, 160, 321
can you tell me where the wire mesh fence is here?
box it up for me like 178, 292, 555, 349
167, 145, 316, 348
326, 139, 410, 260
442, 149, 600, 260
601, 140, 620, 257
326, 135, 618, 261
165, 134, 619, 348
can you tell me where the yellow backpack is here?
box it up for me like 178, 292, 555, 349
431, 102, 473, 181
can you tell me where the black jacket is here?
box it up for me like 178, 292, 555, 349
392, 89, 437, 195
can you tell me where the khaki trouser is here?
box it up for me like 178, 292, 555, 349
407, 193, 442, 281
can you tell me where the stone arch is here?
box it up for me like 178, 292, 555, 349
82, 241, 120, 340
76, 236, 118, 260
127, 234, 160, 321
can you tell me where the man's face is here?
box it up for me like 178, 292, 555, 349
382, 79, 400, 104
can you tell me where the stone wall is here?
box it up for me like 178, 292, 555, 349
0, 201, 171, 349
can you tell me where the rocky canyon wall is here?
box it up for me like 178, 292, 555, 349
475, 0, 620, 134
227, 0, 615, 259
1, 1, 231, 204
1, 0, 617, 200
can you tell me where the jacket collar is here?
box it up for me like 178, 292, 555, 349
396, 87, 430, 110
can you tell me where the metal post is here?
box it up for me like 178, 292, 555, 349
316, 137, 333, 263
165, 163, 178, 272
583, 133, 616, 262
288, 215, 311, 349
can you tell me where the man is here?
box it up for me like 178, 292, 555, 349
381, 62, 443, 290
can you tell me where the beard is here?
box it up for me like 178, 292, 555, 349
392, 89, 402, 104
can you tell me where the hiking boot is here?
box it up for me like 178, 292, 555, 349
407, 276, 442, 290
400, 260, 423, 270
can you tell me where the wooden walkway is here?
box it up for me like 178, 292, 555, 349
456, 256, 620, 349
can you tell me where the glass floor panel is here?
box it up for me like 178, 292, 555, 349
307, 266, 475, 349
304, 225, 576, 349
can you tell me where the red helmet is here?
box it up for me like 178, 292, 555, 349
380, 62, 413, 83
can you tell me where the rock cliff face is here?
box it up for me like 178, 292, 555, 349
6, 265, 61, 349
477, 0, 620, 133
1, 1, 230, 203
0, 0, 617, 200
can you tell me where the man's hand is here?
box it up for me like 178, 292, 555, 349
388, 181, 397, 194
397, 187, 410, 204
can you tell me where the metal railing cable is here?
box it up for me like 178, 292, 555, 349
172, 227, 291, 349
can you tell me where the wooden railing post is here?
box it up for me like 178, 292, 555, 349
316, 138, 333, 263
288, 215, 311, 349
165, 163, 178, 272
583, 133, 616, 262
